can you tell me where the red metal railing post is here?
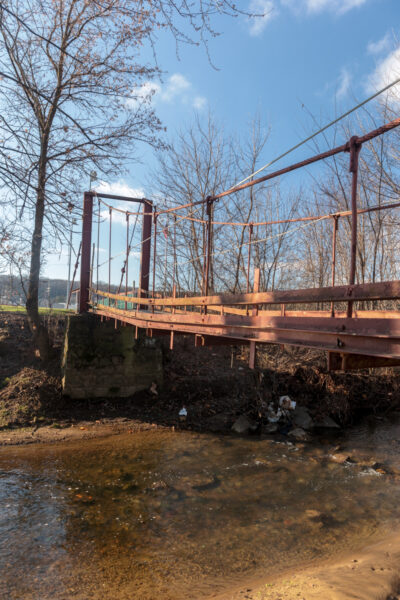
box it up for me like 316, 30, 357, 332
125, 213, 129, 309
246, 223, 253, 316
172, 214, 177, 293
331, 215, 339, 316
108, 207, 112, 294
163, 215, 169, 296
139, 201, 153, 305
246, 223, 253, 294
347, 136, 362, 318
204, 197, 214, 314
170, 283, 176, 350
249, 267, 260, 369
79, 191, 93, 313
152, 208, 157, 313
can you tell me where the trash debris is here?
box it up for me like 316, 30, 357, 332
265, 397, 296, 426
150, 382, 158, 396
179, 407, 187, 422
266, 405, 283, 423
360, 466, 382, 477
279, 395, 296, 410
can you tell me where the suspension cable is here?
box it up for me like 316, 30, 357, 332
227, 76, 400, 191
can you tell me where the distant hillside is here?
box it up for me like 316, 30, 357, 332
0, 274, 119, 307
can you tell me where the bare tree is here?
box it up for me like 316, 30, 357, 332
152, 113, 298, 295
296, 91, 400, 298
0, 0, 255, 358
152, 113, 233, 293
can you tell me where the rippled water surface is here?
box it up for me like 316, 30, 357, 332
2, 422, 400, 599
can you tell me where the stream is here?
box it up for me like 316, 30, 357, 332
2, 418, 400, 599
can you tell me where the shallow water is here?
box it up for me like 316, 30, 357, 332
1, 422, 400, 600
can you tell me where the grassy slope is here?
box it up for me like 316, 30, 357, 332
0, 305, 74, 315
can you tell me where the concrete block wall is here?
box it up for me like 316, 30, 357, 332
62, 314, 163, 399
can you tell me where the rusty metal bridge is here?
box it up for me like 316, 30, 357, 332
76, 117, 400, 371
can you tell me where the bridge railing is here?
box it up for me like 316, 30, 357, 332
78, 117, 400, 369
91, 279, 400, 310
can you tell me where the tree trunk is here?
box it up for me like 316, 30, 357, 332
26, 162, 50, 361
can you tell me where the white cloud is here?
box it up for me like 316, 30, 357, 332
367, 46, 400, 105
337, 67, 351, 99
160, 74, 191, 102
248, 0, 276, 36
318, 66, 351, 100
193, 96, 207, 110
95, 181, 146, 225
367, 32, 391, 55
281, 0, 368, 15
96, 180, 144, 198
308, 0, 367, 14
126, 81, 161, 109
127, 73, 206, 112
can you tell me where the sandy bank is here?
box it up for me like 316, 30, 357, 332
217, 530, 400, 600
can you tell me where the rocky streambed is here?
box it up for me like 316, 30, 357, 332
2, 415, 400, 599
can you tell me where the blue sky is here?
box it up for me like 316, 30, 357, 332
45, 0, 400, 284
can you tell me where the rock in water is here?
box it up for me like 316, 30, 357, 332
292, 406, 314, 430
289, 427, 309, 441
305, 509, 322, 519
264, 423, 278, 434
232, 415, 254, 434
330, 453, 356, 464
315, 416, 340, 429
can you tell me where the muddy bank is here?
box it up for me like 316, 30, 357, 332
1, 311, 400, 444
0, 418, 171, 446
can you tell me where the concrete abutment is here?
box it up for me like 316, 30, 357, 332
62, 314, 163, 399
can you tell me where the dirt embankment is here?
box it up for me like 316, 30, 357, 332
1, 311, 400, 445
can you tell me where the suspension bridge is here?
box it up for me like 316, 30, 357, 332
74, 117, 400, 371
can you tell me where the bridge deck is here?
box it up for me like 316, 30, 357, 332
91, 281, 400, 371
